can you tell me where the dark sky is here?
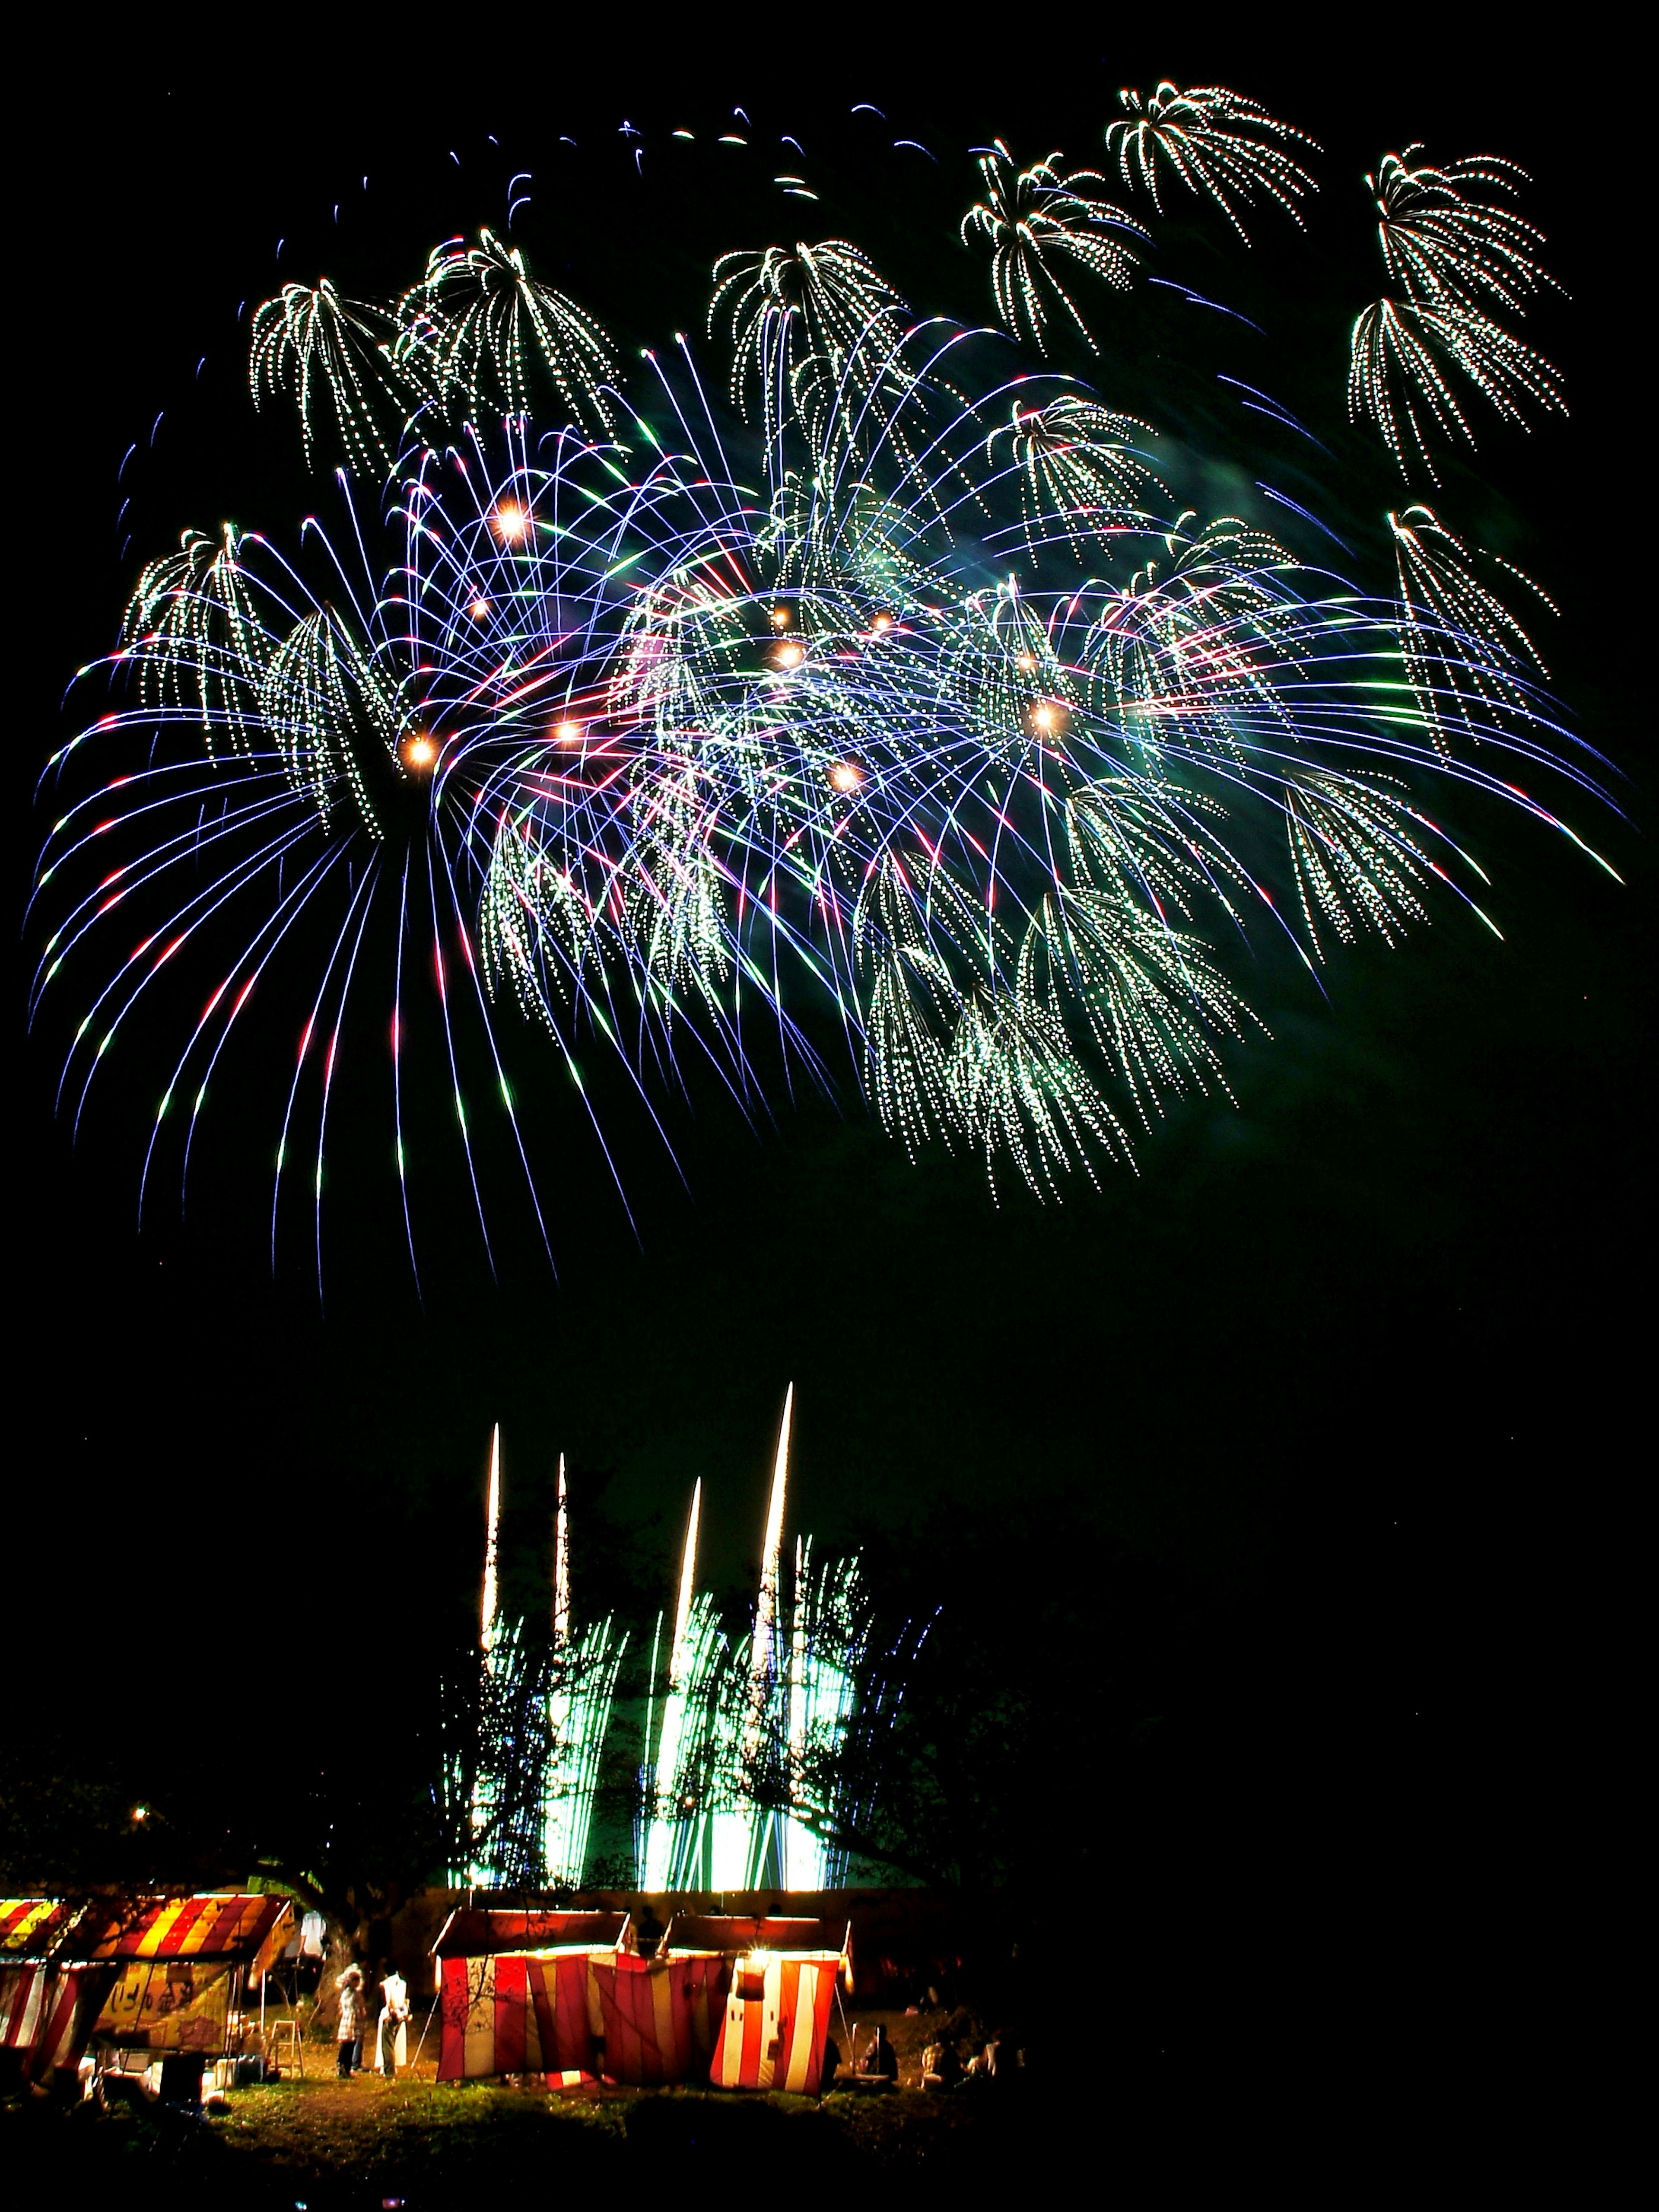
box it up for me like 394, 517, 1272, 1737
10, 32, 1645, 1911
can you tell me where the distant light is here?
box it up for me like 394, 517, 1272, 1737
493, 502, 528, 544
1016, 652, 1036, 673
131, 1805, 148, 1823
775, 642, 804, 669
401, 734, 438, 772
555, 720, 584, 745
470, 598, 490, 621
870, 613, 894, 635
828, 761, 863, 793
1029, 700, 1067, 737
770, 606, 791, 629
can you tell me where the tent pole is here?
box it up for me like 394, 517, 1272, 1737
410, 1996, 435, 2076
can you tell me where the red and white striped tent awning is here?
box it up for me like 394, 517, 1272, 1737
0, 1900, 107, 2084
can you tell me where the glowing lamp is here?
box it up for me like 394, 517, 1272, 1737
828, 761, 863, 793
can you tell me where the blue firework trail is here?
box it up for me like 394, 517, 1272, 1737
30, 99, 1617, 1285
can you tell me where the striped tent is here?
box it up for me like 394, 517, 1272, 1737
87, 1894, 293, 2053
436, 1951, 601, 2084
707, 1951, 841, 2095
0, 1900, 106, 2084
588, 1952, 730, 2087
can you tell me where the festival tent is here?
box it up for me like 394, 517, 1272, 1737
663, 1916, 852, 2096
0, 1899, 108, 2085
430, 1908, 630, 2084
587, 1951, 731, 2086
85, 1894, 294, 2055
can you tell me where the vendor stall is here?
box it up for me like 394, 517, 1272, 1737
85, 1894, 293, 2075
430, 1907, 629, 2084
0, 1899, 107, 2086
662, 1915, 852, 2095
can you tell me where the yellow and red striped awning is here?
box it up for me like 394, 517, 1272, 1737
0, 1900, 86, 1961
83, 1895, 293, 1976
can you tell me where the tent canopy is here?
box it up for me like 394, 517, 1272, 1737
661, 1914, 850, 1974
431, 1908, 630, 1961
81, 1894, 293, 1976
0, 1900, 88, 1963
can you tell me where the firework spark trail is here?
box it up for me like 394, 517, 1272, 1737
32, 110, 1611, 1269
1107, 81, 1320, 239
1349, 145, 1565, 477
962, 143, 1147, 354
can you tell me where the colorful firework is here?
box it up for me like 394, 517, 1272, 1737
1106, 81, 1319, 239
985, 393, 1161, 556
33, 105, 1606, 1273
710, 237, 909, 474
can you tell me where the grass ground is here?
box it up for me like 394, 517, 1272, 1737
3, 2006, 1050, 2204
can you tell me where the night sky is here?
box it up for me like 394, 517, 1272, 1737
10, 29, 1645, 2028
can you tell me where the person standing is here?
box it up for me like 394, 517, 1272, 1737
377, 1967, 410, 2078
336, 1965, 366, 2078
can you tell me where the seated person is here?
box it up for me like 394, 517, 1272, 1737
920, 2038, 961, 2092
857, 2023, 899, 2083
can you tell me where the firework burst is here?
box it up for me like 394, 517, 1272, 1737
1106, 81, 1319, 239
961, 143, 1146, 353
33, 103, 1607, 1273
1349, 146, 1565, 476
251, 280, 412, 476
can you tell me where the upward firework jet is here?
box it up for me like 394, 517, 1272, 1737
456, 1432, 623, 1889
637, 1388, 880, 1890
33, 104, 1607, 1277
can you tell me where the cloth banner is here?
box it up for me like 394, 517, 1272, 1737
589, 1953, 730, 2088
93, 1957, 232, 2050
709, 1954, 838, 2094
0, 1964, 111, 2080
436, 1952, 597, 2083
